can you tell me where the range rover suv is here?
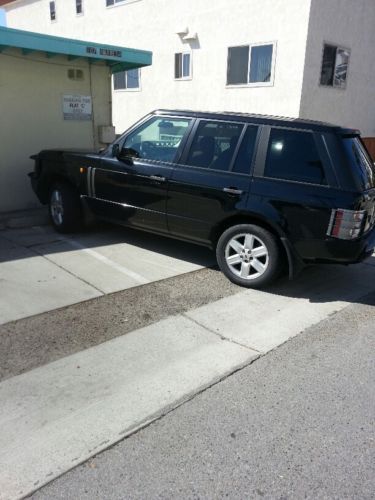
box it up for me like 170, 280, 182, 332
29, 110, 375, 288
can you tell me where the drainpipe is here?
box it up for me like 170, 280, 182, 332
88, 62, 97, 150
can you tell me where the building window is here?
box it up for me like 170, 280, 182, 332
227, 43, 275, 86
106, 0, 126, 6
113, 69, 140, 90
68, 69, 84, 81
320, 44, 350, 89
76, 0, 83, 15
49, 1, 56, 21
175, 53, 191, 80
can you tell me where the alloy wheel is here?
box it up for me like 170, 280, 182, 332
224, 233, 269, 280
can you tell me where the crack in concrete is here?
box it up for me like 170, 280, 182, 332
182, 313, 262, 354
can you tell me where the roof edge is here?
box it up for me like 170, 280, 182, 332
0, 26, 152, 72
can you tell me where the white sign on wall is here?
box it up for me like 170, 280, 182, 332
62, 95, 92, 121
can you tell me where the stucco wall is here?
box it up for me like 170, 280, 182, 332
299, 0, 375, 137
5, 0, 312, 133
0, 49, 111, 212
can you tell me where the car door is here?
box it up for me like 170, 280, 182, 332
167, 119, 259, 244
88, 115, 193, 233
250, 125, 341, 259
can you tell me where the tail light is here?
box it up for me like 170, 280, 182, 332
327, 209, 366, 240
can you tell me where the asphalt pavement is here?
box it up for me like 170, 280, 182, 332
30, 292, 375, 500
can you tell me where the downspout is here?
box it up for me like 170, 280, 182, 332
88, 62, 98, 150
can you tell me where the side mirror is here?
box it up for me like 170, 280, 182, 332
112, 143, 120, 158
112, 143, 139, 163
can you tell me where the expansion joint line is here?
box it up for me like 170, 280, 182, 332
182, 313, 262, 354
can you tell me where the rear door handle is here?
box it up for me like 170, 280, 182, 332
223, 187, 244, 195
149, 175, 166, 182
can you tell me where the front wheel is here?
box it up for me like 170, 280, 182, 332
216, 224, 281, 288
49, 182, 83, 233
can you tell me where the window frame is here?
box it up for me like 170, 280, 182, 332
226, 41, 277, 88
319, 42, 351, 90
106, 0, 141, 8
256, 125, 332, 187
113, 68, 141, 92
49, 1, 56, 22
76, 0, 83, 16
174, 52, 192, 81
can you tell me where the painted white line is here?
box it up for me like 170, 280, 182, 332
0, 316, 256, 500
0, 237, 101, 325
63, 237, 150, 285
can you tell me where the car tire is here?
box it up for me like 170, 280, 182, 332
216, 224, 281, 288
48, 181, 83, 233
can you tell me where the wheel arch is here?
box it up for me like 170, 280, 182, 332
39, 173, 79, 204
211, 213, 302, 280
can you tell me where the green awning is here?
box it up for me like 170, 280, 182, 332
0, 26, 152, 73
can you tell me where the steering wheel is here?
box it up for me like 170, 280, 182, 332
140, 141, 156, 158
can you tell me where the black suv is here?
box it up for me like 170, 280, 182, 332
30, 110, 375, 287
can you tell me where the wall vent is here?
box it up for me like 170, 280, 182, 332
68, 69, 84, 81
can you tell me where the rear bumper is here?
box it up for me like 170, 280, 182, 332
303, 226, 375, 265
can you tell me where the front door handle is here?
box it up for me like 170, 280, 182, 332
149, 175, 166, 182
223, 187, 244, 195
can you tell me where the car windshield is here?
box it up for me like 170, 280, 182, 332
342, 136, 375, 190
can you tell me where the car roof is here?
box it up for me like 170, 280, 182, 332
153, 109, 359, 134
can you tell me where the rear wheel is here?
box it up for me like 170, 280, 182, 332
49, 182, 83, 233
216, 224, 281, 288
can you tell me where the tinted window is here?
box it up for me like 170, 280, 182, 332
232, 126, 259, 174
264, 129, 326, 185
121, 117, 191, 163
186, 121, 244, 170
343, 137, 375, 190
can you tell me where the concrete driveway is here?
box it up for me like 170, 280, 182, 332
0, 223, 215, 325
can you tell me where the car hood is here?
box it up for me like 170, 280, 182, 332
33, 149, 101, 161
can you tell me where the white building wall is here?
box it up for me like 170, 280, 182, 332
0, 50, 111, 211
5, 0, 312, 133
300, 0, 375, 137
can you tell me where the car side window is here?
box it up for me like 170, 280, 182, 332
264, 129, 327, 185
121, 117, 191, 163
232, 125, 259, 174
185, 120, 244, 170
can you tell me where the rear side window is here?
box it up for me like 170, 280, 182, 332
232, 126, 259, 174
264, 129, 327, 185
342, 137, 375, 190
186, 121, 244, 170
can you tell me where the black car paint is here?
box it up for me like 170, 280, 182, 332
29, 110, 375, 275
